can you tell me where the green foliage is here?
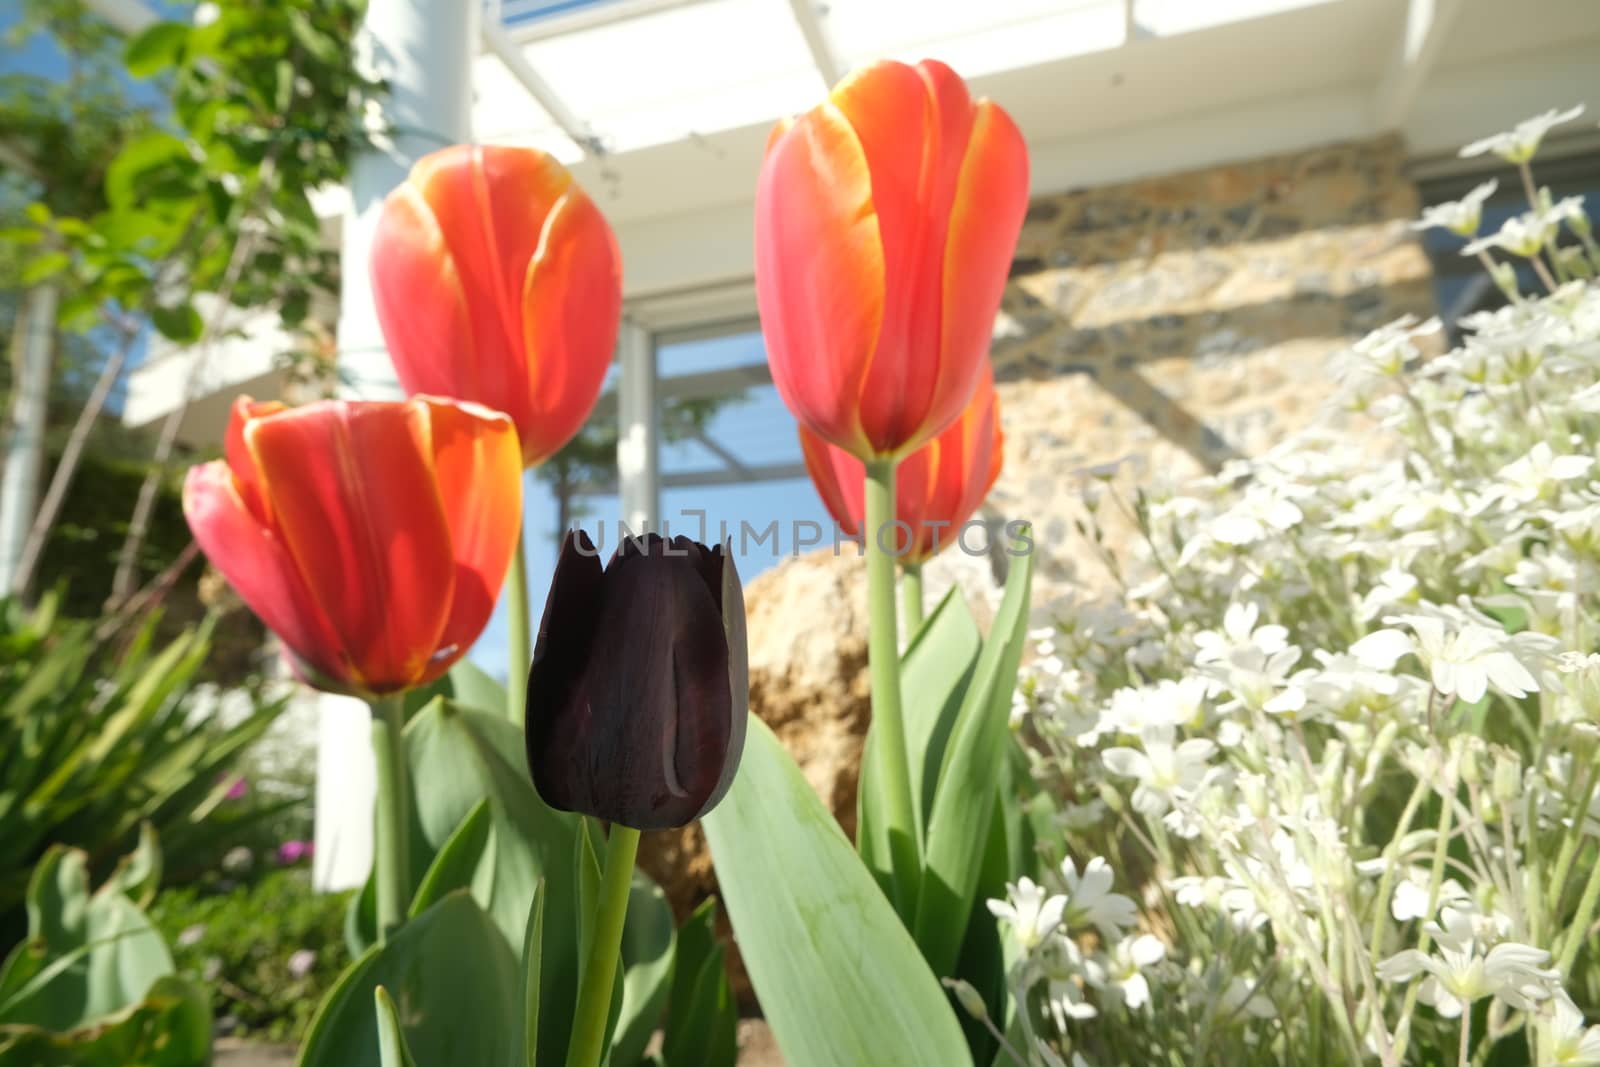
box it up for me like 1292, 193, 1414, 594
6, 0, 379, 339
150, 868, 350, 1043
302, 892, 521, 1067
659, 899, 736, 1067
703, 719, 972, 1067
0, 833, 211, 1067
0, 593, 284, 945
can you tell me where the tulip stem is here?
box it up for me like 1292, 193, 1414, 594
370, 694, 410, 943
901, 563, 924, 634
566, 824, 640, 1067
865, 459, 922, 914
507, 527, 532, 724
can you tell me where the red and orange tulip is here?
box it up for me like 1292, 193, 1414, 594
370, 145, 622, 467
801, 363, 1003, 564
756, 59, 1029, 462
183, 396, 523, 695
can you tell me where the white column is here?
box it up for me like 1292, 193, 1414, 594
314, 0, 476, 892
0, 285, 60, 596
616, 319, 659, 532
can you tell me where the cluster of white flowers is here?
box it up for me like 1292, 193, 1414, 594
997, 108, 1600, 1066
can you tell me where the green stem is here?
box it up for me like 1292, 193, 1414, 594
370, 693, 410, 942
566, 824, 640, 1067
865, 458, 922, 910
1556, 841, 1600, 977
901, 563, 924, 634
507, 528, 532, 724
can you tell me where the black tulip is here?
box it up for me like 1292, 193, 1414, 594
525, 531, 750, 830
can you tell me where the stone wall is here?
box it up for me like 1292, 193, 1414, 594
985, 134, 1437, 588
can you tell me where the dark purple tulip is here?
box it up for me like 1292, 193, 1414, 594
525, 531, 749, 830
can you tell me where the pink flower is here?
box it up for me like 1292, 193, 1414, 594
277, 840, 313, 865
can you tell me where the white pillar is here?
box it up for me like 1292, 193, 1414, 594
1, 285, 60, 596
314, 0, 476, 892
617, 319, 659, 532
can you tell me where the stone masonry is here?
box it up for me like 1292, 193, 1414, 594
984, 134, 1437, 587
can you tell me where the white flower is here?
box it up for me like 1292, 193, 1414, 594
1059, 857, 1137, 941
1546, 994, 1600, 1066
988, 878, 1068, 952
1493, 442, 1594, 506
1378, 907, 1561, 1017
1414, 180, 1498, 237
1086, 934, 1165, 1011
1194, 603, 1288, 665
1211, 485, 1305, 545
1102, 727, 1217, 816
1460, 105, 1585, 164
1464, 212, 1557, 258
1388, 610, 1553, 703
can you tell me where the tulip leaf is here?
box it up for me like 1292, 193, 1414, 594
373, 987, 419, 1067
0, 845, 173, 1031
403, 699, 582, 1067
913, 531, 1034, 978
298, 892, 518, 1067
408, 799, 492, 919
703, 720, 971, 1067
857, 589, 982, 897
612, 874, 676, 1067
518, 882, 544, 1067
0, 974, 211, 1067
660, 899, 735, 1067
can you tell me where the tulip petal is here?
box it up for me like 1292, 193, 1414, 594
370, 183, 482, 403
182, 462, 345, 683
245, 401, 455, 692
755, 107, 884, 457
222, 395, 286, 525
836, 60, 973, 455
928, 100, 1028, 445
416, 397, 525, 680
526, 530, 605, 797
518, 185, 622, 465
703, 545, 748, 812
798, 426, 864, 536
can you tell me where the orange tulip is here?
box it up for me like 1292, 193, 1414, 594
183, 396, 523, 695
801, 363, 1003, 564
756, 59, 1028, 462
370, 145, 622, 467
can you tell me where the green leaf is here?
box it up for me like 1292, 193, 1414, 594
703, 720, 971, 1067
20, 251, 71, 286
913, 531, 1034, 977
403, 699, 580, 1066
103, 823, 162, 910
575, 818, 603, 972
660, 900, 735, 1067
612, 874, 675, 1067
0, 846, 173, 1031
124, 21, 188, 77
518, 882, 545, 1067
0, 974, 210, 1066
150, 303, 203, 344
407, 799, 491, 919
373, 987, 419, 1067
104, 133, 197, 212
858, 589, 982, 893
298, 892, 518, 1067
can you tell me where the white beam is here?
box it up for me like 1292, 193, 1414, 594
482, 21, 606, 157
1371, 0, 1462, 131
617, 320, 659, 532
786, 0, 844, 88
82, 0, 157, 35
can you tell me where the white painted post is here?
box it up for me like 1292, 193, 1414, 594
313, 0, 476, 893
0, 285, 60, 596
616, 319, 659, 533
